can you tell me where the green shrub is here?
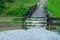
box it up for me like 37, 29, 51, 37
0, 0, 37, 16
56, 27, 60, 34
6, 4, 27, 16
0, 1, 5, 13
8, 0, 14, 2
47, 0, 60, 18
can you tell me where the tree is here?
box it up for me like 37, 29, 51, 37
0, 1, 4, 13
7, 0, 14, 2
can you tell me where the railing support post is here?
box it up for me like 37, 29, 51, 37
22, 17, 25, 29
45, 7, 50, 27
22, 17, 27, 29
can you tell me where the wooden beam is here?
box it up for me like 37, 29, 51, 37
49, 23, 60, 26
49, 18, 60, 20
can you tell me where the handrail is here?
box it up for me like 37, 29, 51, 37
48, 18, 60, 20
0, 16, 60, 29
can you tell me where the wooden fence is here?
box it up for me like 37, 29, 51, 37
45, 7, 60, 27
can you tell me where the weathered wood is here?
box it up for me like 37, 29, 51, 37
45, 7, 60, 26
49, 23, 60, 26
27, 4, 37, 17
48, 18, 60, 20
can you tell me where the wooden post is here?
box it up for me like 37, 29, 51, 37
22, 17, 25, 29
47, 14, 50, 27
22, 17, 27, 29
45, 7, 50, 27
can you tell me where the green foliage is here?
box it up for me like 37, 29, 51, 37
56, 26, 60, 34
12, 18, 22, 24
0, 1, 4, 13
0, 0, 37, 16
47, 0, 60, 18
20, 0, 37, 4
7, 0, 14, 2
7, 4, 27, 16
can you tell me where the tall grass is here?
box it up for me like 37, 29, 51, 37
47, 0, 60, 18
56, 26, 60, 34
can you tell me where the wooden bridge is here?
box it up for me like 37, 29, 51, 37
0, 7, 60, 30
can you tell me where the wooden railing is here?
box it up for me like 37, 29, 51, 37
0, 7, 60, 29
45, 7, 60, 27
0, 16, 60, 29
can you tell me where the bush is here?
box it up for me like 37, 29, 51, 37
0, 0, 6, 13
56, 27, 60, 34
8, 0, 14, 2
7, 4, 27, 16
0, 1, 3, 12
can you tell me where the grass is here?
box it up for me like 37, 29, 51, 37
0, 26, 22, 31
0, 17, 23, 31
1, 0, 37, 16
0, 0, 37, 30
47, 0, 60, 33
47, 0, 60, 18
0, 17, 23, 25
56, 26, 60, 34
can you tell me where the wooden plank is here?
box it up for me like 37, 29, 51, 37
48, 18, 60, 20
